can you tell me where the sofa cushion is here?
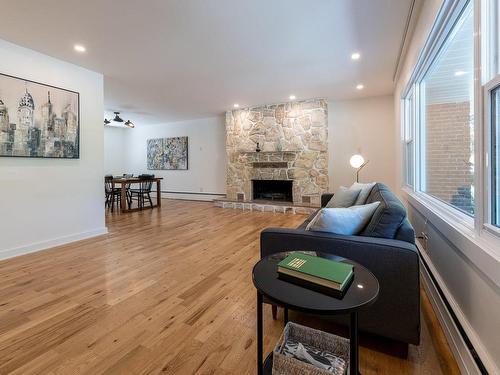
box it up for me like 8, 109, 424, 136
325, 186, 361, 208
395, 218, 416, 244
351, 182, 376, 205
360, 183, 407, 239
305, 202, 381, 235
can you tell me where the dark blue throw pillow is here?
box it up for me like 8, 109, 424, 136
360, 184, 407, 239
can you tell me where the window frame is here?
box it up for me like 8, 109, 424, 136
402, 90, 416, 187
483, 74, 500, 236
401, 0, 476, 224
401, 0, 500, 245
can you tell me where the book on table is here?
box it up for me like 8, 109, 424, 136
277, 252, 354, 298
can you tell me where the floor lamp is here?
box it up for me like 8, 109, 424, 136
350, 154, 369, 182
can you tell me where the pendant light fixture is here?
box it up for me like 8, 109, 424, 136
112, 111, 124, 122
104, 111, 135, 128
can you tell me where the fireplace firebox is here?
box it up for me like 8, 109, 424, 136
252, 180, 293, 202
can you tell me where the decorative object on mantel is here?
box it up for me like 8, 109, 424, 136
350, 154, 369, 182
104, 111, 135, 128
147, 136, 188, 170
0, 72, 79, 159
256, 142, 261, 152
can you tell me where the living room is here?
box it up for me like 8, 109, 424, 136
0, 0, 499, 374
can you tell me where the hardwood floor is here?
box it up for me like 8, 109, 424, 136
0, 200, 460, 374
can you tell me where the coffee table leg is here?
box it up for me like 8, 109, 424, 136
257, 291, 263, 375
284, 307, 288, 326
350, 312, 359, 375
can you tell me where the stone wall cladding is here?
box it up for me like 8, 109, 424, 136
225, 99, 328, 207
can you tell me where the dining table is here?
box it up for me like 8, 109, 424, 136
111, 176, 163, 212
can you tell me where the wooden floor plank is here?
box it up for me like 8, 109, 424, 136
0, 199, 460, 374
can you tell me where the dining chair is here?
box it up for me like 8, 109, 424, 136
105, 175, 122, 212
128, 175, 154, 209
121, 174, 134, 204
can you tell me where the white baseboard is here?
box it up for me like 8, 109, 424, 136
419, 243, 489, 375
156, 191, 225, 202
0, 227, 108, 261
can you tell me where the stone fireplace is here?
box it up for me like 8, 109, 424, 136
223, 99, 329, 209
252, 179, 293, 202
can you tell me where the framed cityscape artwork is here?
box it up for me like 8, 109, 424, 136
0, 73, 80, 159
147, 136, 188, 170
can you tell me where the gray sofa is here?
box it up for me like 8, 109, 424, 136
260, 183, 420, 347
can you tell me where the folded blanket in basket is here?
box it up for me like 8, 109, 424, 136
282, 339, 347, 374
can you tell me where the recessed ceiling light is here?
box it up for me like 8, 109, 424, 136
74, 44, 86, 53
289, 95, 296, 100
351, 52, 361, 60
356, 84, 364, 90
454, 70, 466, 76
233, 103, 240, 108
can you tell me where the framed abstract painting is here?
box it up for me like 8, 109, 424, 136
147, 136, 188, 170
0, 73, 80, 159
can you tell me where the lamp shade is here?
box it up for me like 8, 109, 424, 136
350, 154, 365, 169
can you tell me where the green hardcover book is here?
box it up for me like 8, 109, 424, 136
277, 252, 354, 297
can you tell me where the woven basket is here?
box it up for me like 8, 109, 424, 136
272, 322, 350, 375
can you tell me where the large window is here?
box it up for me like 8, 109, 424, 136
401, 0, 500, 235
420, 3, 475, 215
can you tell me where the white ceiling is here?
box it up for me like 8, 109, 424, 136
0, 0, 412, 125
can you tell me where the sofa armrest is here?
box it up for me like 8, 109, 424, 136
321, 193, 334, 207
260, 227, 418, 259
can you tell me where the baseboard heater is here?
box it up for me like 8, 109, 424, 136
418, 247, 488, 374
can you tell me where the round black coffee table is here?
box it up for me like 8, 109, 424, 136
252, 252, 379, 375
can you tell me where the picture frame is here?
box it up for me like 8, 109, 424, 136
147, 136, 188, 170
0, 72, 80, 159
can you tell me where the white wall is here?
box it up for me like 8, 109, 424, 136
104, 126, 127, 175
328, 96, 396, 191
394, 0, 500, 373
0, 39, 106, 259
121, 116, 226, 201
104, 99, 396, 201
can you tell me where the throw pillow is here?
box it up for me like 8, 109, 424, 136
306, 202, 381, 235
351, 182, 376, 205
325, 186, 361, 208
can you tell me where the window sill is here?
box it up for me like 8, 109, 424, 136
402, 187, 500, 289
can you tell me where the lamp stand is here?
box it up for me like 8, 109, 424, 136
355, 161, 369, 183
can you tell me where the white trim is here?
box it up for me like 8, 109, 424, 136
483, 75, 500, 232
474, 0, 485, 237
419, 247, 482, 375
0, 227, 108, 261
393, 0, 419, 82
158, 192, 223, 202
404, 188, 500, 287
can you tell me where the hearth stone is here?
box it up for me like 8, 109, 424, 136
213, 199, 317, 215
